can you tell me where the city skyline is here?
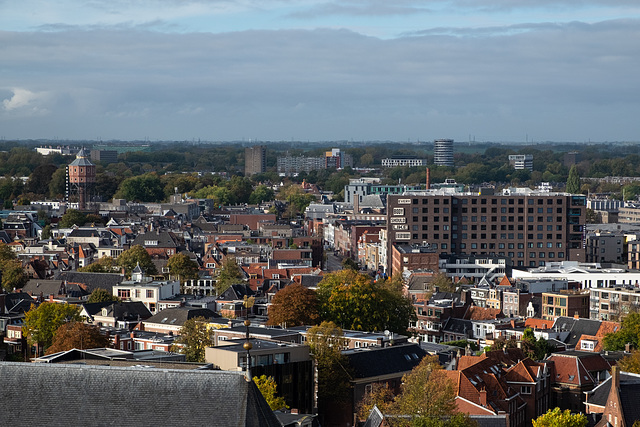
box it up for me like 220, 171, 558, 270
1, 1, 640, 142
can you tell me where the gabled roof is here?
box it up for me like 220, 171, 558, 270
552, 316, 602, 348
0, 362, 280, 427
442, 318, 472, 336
464, 306, 504, 321
144, 307, 219, 326
218, 284, 255, 301
524, 318, 554, 330
57, 271, 125, 293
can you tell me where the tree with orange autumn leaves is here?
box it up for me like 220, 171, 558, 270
267, 282, 319, 327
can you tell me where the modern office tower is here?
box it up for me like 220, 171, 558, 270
324, 148, 353, 170
67, 147, 96, 210
90, 149, 118, 165
386, 187, 586, 272
433, 139, 454, 167
244, 145, 266, 176
509, 154, 534, 171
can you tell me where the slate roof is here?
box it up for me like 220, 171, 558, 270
218, 284, 255, 301
144, 307, 220, 326
442, 318, 473, 338
552, 316, 602, 348
69, 147, 93, 166
0, 362, 280, 427
3, 292, 35, 313
344, 343, 426, 380
132, 230, 179, 248
57, 271, 125, 293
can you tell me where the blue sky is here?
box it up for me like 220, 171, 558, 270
2, 0, 640, 142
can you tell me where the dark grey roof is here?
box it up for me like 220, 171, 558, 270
345, 343, 426, 379
144, 307, 219, 326
0, 362, 280, 427
553, 317, 602, 348
362, 405, 384, 427
69, 147, 94, 166
105, 302, 152, 321
470, 415, 509, 427
442, 318, 472, 337
295, 275, 323, 289
3, 292, 35, 314
22, 279, 64, 296
132, 230, 179, 248
219, 284, 255, 301
585, 372, 640, 409
57, 271, 125, 293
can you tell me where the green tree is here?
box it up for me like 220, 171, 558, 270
86, 288, 119, 303
341, 257, 359, 271
532, 407, 587, 427
78, 256, 117, 273
41, 224, 53, 240
22, 302, 82, 351
116, 245, 158, 277
170, 316, 213, 362
46, 322, 110, 354
46, 166, 67, 199
0, 259, 28, 292
566, 165, 581, 194
0, 243, 28, 292
215, 256, 243, 295
253, 375, 289, 411
267, 283, 319, 327
166, 253, 200, 282
603, 312, 640, 351
521, 328, 554, 360
114, 173, 165, 202
249, 185, 275, 204
58, 209, 87, 228
27, 163, 58, 196
307, 321, 352, 408
430, 273, 456, 293
317, 270, 416, 334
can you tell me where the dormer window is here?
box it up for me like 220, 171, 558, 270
145, 240, 158, 246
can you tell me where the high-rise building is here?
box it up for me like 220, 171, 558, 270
244, 145, 266, 176
509, 154, 534, 171
67, 147, 96, 210
324, 148, 353, 170
386, 187, 586, 273
433, 139, 454, 167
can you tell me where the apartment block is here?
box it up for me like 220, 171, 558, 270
541, 290, 590, 320
386, 188, 586, 273
589, 286, 640, 321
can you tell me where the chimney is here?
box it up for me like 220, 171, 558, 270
612, 365, 620, 391
626, 343, 632, 353
479, 388, 487, 406
574, 312, 579, 319
426, 168, 431, 190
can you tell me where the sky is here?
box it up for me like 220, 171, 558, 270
1, 0, 640, 143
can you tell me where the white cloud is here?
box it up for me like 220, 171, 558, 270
2, 88, 48, 113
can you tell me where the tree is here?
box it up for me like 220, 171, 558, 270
116, 245, 157, 277
521, 328, 554, 360
27, 163, 58, 196
86, 288, 119, 303
267, 283, 319, 327
532, 407, 587, 427
166, 253, 200, 282
249, 185, 275, 204
253, 375, 288, 411
566, 165, 581, 194
22, 302, 82, 351
0, 243, 28, 292
357, 383, 395, 421
114, 173, 165, 202
170, 316, 213, 362
341, 257, 359, 271
41, 224, 53, 240
307, 321, 352, 409
215, 256, 243, 295
430, 273, 456, 293
48, 166, 68, 198
603, 312, 640, 351
58, 209, 87, 228
617, 350, 640, 374
317, 270, 416, 334
46, 322, 110, 354
78, 256, 117, 273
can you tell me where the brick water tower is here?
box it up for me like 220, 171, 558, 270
67, 147, 95, 210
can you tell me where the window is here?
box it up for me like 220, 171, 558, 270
118, 289, 130, 299
146, 290, 154, 298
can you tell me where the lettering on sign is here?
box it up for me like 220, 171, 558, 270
392, 224, 408, 230
396, 232, 411, 240
392, 208, 405, 216
398, 199, 411, 204
390, 217, 406, 224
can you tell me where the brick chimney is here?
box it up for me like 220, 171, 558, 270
612, 365, 620, 391
426, 168, 431, 190
479, 388, 487, 406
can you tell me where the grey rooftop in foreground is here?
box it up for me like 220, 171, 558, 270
0, 362, 280, 427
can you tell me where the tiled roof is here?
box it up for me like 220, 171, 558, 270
464, 306, 503, 320
144, 307, 219, 326
524, 318, 554, 330
0, 362, 280, 426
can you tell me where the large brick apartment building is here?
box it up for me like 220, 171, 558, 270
386, 188, 586, 274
